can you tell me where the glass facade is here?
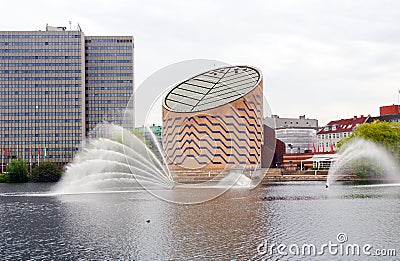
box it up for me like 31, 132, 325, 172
0, 30, 85, 165
0, 27, 134, 167
85, 36, 134, 135
275, 128, 317, 154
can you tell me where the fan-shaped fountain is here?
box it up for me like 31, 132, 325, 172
327, 138, 400, 186
53, 122, 256, 197
53, 124, 175, 194
53, 60, 275, 203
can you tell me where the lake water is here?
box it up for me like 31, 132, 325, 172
0, 182, 399, 260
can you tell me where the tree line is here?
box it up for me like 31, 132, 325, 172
0, 159, 62, 183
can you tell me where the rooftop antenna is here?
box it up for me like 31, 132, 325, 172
69, 21, 72, 30
77, 23, 82, 31
398, 89, 400, 105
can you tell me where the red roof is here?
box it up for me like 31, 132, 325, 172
317, 115, 368, 134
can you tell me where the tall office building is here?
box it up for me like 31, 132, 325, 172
0, 25, 134, 167
85, 36, 134, 134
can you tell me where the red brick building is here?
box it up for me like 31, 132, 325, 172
380, 105, 400, 116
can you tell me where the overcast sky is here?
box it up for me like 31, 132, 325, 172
2, 0, 400, 125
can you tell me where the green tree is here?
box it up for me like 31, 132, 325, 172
338, 120, 400, 158
31, 162, 62, 182
337, 120, 400, 179
131, 129, 162, 163
5, 158, 28, 183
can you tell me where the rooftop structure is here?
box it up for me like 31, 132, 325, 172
272, 115, 318, 129
164, 66, 260, 112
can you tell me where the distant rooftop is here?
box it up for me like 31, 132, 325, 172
318, 115, 369, 134
267, 115, 318, 130
45, 23, 82, 32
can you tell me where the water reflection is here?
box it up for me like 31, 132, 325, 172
0, 182, 399, 260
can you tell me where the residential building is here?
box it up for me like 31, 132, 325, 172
317, 115, 369, 152
0, 25, 134, 166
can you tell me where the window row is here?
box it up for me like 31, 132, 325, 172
0, 91, 81, 95
0, 77, 81, 80
86, 93, 131, 97
0, 105, 81, 109
0, 49, 81, 53
0, 35, 81, 39
0, 147, 78, 152
0, 98, 81, 102
0, 119, 81, 123
86, 80, 132, 83
2, 133, 81, 138
3, 140, 80, 145
85, 53, 132, 57
0, 112, 81, 116
0, 63, 81, 67
85, 39, 132, 43
85, 59, 132, 63
86, 46, 132, 50
16, 154, 76, 159
86, 86, 132, 90
0, 42, 82, 46
1, 69, 81, 74
0, 83, 81, 88
319, 132, 349, 139
86, 66, 133, 70
0, 55, 81, 60
0, 126, 82, 130
86, 73, 132, 77
85, 107, 127, 111
86, 100, 129, 104
318, 141, 338, 147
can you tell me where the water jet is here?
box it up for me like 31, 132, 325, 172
327, 138, 400, 186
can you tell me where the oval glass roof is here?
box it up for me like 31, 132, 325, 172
163, 65, 261, 112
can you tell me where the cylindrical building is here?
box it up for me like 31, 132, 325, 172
162, 65, 263, 171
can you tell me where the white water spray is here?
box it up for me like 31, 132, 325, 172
327, 138, 400, 186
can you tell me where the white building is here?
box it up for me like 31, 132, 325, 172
269, 115, 318, 154
317, 115, 369, 152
